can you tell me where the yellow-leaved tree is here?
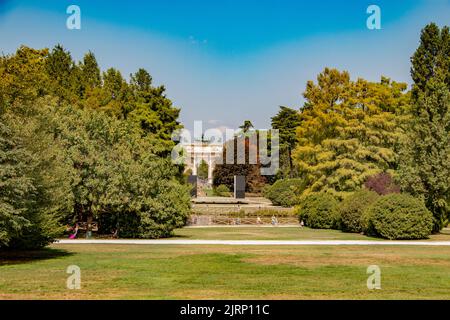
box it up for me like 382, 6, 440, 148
293, 68, 410, 198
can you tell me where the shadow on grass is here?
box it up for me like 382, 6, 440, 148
0, 247, 73, 266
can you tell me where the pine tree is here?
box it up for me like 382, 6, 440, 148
80, 51, 101, 94
271, 106, 301, 178
45, 44, 76, 102
399, 23, 450, 232
127, 68, 181, 155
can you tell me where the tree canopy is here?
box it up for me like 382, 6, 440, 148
0, 44, 189, 249
293, 68, 410, 198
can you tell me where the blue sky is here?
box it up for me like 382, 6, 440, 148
1, 0, 450, 132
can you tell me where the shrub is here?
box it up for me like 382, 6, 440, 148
338, 189, 379, 233
296, 193, 339, 229
263, 178, 306, 207
363, 193, 433, 240
365, 172, 400, 195
215, 184, 231, 197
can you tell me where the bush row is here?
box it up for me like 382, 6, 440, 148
295, 191, 434, 240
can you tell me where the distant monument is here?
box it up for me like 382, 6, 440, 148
182, 139, 223, 185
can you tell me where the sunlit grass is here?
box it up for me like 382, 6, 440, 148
1, 243, 449, 299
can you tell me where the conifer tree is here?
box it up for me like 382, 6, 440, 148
399, 23, 450, 232
293, 68, 410, 198
271, 106, 301, 178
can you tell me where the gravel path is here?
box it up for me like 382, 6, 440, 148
55, 239, 450, 246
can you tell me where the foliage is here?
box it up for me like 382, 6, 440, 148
364, 172, 400, 195
239, 120, 254, 134
45, 44, 78, 103
197, 160, 209, 180
214, 184, 231, 197
0, 103, 68, 250
263, 178, 306, 207
293, 68, 410, 198
50, 104, 190, 238
398, 23, 450, 232
337, 189, 379, 233
0, 46, 49, 106
295, 193, 339, 229
0, 44, 189, 244
362, 193, 433, 240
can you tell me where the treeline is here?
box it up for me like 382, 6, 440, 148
267, 23, 450, 233
0, 45, 190, 249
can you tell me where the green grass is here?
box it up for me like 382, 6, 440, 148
1, 227, 449, 299
171, 226, 450, 241
1, 244, 450, 299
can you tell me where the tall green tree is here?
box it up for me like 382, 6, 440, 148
50, 105, 190, 238
45, 44, 77, 103
0, 115, 36, 248
0, 101, 69, 250
293, 68, 410, 198
271, 106, 301, 178
399, 23, 450, 232
80, 51, 101, 93
128, 68, 182, 155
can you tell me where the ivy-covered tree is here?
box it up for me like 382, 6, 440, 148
399, 23, 450, 232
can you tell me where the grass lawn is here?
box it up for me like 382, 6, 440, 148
1, 230, 450, 299
172, 226, 450, 241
